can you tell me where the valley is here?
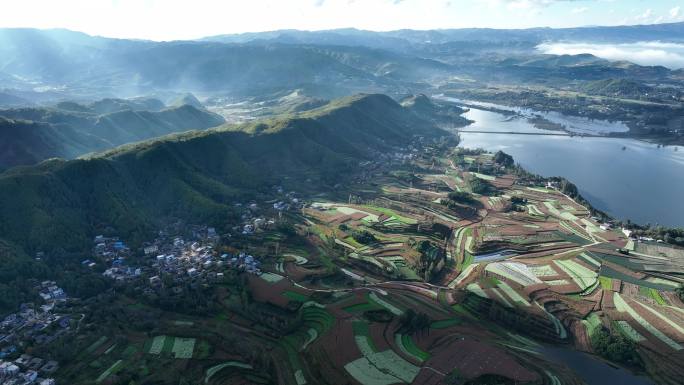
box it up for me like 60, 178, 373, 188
1, 15, 684, 385
1, 95, 682, 385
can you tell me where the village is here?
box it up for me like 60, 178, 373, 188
2, 138, 683, 385
94, 188, 307, 296
0, 281, 66, 385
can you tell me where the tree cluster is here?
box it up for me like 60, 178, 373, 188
352, 230, 377, 245
397, 309, 431, 335
591, 328, 643, 369
493, 150, 514, 168
469, 177, 496, 195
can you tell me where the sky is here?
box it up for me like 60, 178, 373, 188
0, 0, 682, 41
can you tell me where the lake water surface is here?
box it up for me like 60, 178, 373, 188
443, 99, 684, 227
539, 346, 654, 385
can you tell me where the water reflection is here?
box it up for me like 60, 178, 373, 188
446, 103, 684, 227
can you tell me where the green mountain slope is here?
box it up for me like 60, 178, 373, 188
0, 117, 107, 169
0, 94, 445, 262
400, 94, 472, 127
579, 78, 651, 97
170, 93, 204, 109
0, 103, 225, 169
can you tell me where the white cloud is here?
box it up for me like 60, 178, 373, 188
538, 42, 684, 69
670, 6, 681, 19
634, 8, 653, 22
572, 6, 588, 14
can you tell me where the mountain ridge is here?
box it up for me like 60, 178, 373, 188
0, 102, 225, 169
0, 94, 449, 263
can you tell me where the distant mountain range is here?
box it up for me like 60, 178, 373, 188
202, 22, 684, 47
1, 23, 683, 103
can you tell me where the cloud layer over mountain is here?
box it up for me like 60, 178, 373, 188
538, 41, 684, 69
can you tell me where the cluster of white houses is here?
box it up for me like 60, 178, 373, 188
0, 281, 66, 384
0, 358, 56, 385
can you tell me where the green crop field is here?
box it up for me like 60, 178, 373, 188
614, 293, 682, 351
260, 272, 285, 283
369, 292, 403, 315
96, 360, 123, 383
172, 337, 196, 359
344, 301, 382, 313
148, 335, 166, 355
471, 172, 495, 181
363, 205, 417, 225
599, 276, 613, 290
431, 318, 461, 329
205, 361, 254, 384
554, 259, 597, 291
86, 336, 108, 355
397, 333, 430, 362
615, 321, 646, 342
583, 313, 602, 337
283, 291, 310, 302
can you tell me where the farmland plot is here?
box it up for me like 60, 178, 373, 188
205, 361, 253, 383
395, 334, 429, 362
345, 350, 420, 385
467, 283, 488, 299
336, 206, 379, 222
347, 319, 420, 385
344, 358, 398, 385
498, 282, 530, 306
260, 272, 285, 283
96, 360, 123, 383
486, 262, 542, 287
535, 302, 567, 339
148, 336, 166, 355
490, 288, 514, 308
369, 292, 403, 316
553, 259, 597, 291
448, 263, 479, 288
528, 264, 558, 278
615, 321, 646, 342
471, 172, 495, 181
614, 293, 682, 351
544, 201, 578, 221
172, 337, 196, 359
527, 204, 544, 217
86, 336, 108, 355
582, 313, 602, 337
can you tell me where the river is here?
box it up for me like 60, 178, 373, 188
440, 98, 684, 227
539, 346, 654, 385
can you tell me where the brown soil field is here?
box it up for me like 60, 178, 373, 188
425, 337, 541, 383
248, 275, 292, 308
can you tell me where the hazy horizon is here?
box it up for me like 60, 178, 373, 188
0, 0, 683, 41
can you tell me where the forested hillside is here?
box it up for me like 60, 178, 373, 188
0, 94, 447, 313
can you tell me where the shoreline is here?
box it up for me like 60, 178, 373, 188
437, 94, 683, 147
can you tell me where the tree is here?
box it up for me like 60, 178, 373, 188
352, 230, 377, 245
398, 309, 431, 335
469, 176, 495, 195
447, 191, 474, 204
493, 151, 514, 168
591, 328, 642, 369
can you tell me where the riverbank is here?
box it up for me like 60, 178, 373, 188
437, 93, 684, 146
445, 100, 684, 227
